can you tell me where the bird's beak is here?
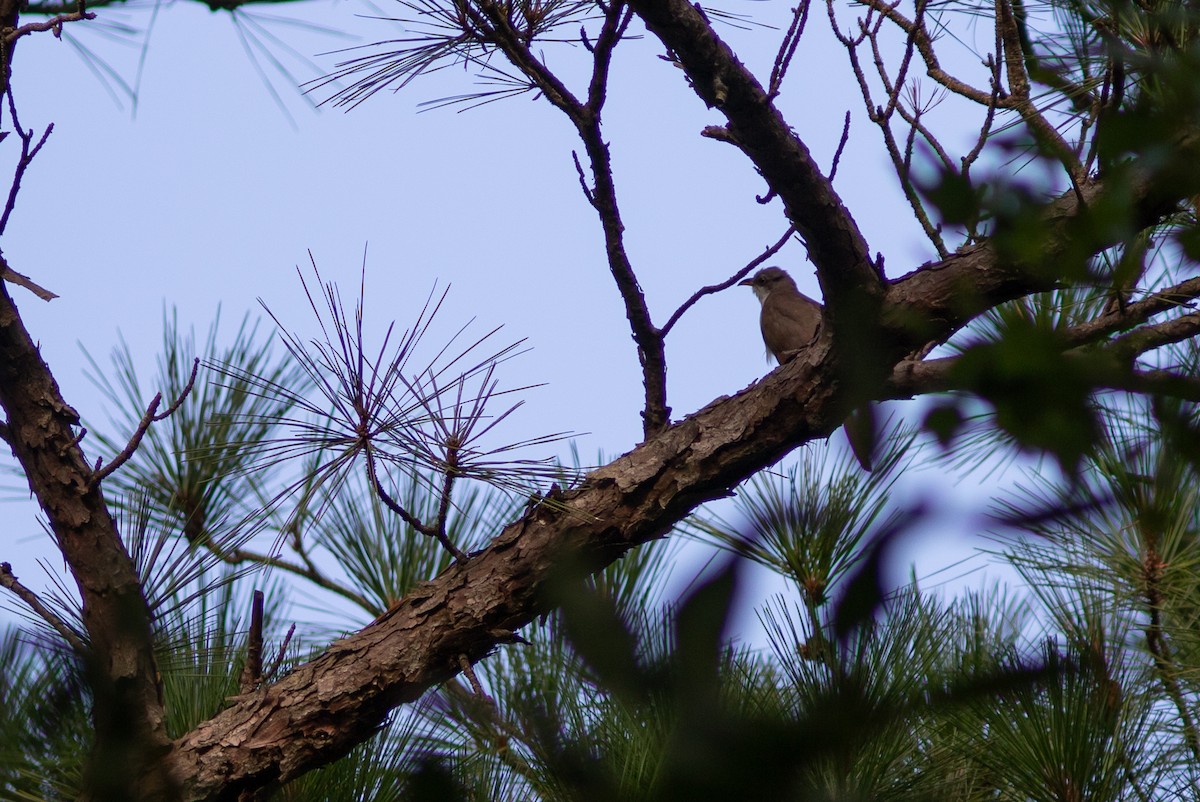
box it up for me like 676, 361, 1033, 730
738, 278, 753, 287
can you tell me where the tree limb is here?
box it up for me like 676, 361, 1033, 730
0, 280, 176, 799
624, 0, 884, 338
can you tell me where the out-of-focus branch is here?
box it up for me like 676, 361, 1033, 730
1058, 277, 1200, 348
884, 311, 1200, 400
1142, 545, 1200, 764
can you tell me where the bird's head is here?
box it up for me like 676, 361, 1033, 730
738, 266, 798, 304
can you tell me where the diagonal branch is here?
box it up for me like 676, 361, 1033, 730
0, 560, 88, 655
624, 0, 886, 402
164, 121, 1200, 796
90, 358, 200, 488
0, 281, 175, 798
660, 227, 794, 337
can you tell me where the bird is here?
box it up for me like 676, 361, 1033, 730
740, 266, 876, 472
739, 266, 823, 364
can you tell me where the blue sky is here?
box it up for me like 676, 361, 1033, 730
0, 0, 1017, 630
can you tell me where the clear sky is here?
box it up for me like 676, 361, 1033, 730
0, 0, 1020, 631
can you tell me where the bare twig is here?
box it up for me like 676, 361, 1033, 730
660, 227, 795, 337
1, 261, 57, 301
3, 10, 96, 43
828, 111, 851, 183
769, 0, 812, 97
0, 561, 88, 656
473, 0, 670, 434
837, 0, 948, 256
264, 623, 296, 682
0, 87, 53, 239
239, 590, 265, 693
366, 443, 467, 562
571, 151, 596, 206
90, 357, 200, 488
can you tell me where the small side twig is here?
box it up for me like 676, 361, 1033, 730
828, 110, 851, 183
366, 443, 467, 562
90, 357, 199, 488
0, 561, 87, 656
660, 227, 795, 337
3, 10, 96, 43
264, 623, 296, 682
458, 653, 491, 700
769, 0, 812, 97
0, 87, 53, 239
0, 258, 57, 301
571, 150, 596, 207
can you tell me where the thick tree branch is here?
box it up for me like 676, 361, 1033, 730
0, 280, 175, 799
163, 346, 847, 798
165, 127, 1200, 791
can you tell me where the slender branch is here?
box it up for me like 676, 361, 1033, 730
0, 560, 88, 655
769, 0, 811, 97
475, 0, 670, 434
885, 311, 1200, 401
842, 0, 949, 256
366, 442, 467, 561
828, 111, 851, 183
208, 542, 380, 617
1, 260, 57, 301
627, 0, 885, 400
4, 9, 95, 42
90, 357, 200, 488
264, 623, 296, 682
0, 86, 52, 238
586, 0, 633, 113
659, 227, 794, 337
1105, 311, 1200, 363
1058, 277, 1200, 348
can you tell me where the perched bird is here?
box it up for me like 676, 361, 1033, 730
741, 266, 876, 472
739, 266, 823, 363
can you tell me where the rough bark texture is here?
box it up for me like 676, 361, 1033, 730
164, 348, 839, 799
0, 275, 175, 799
